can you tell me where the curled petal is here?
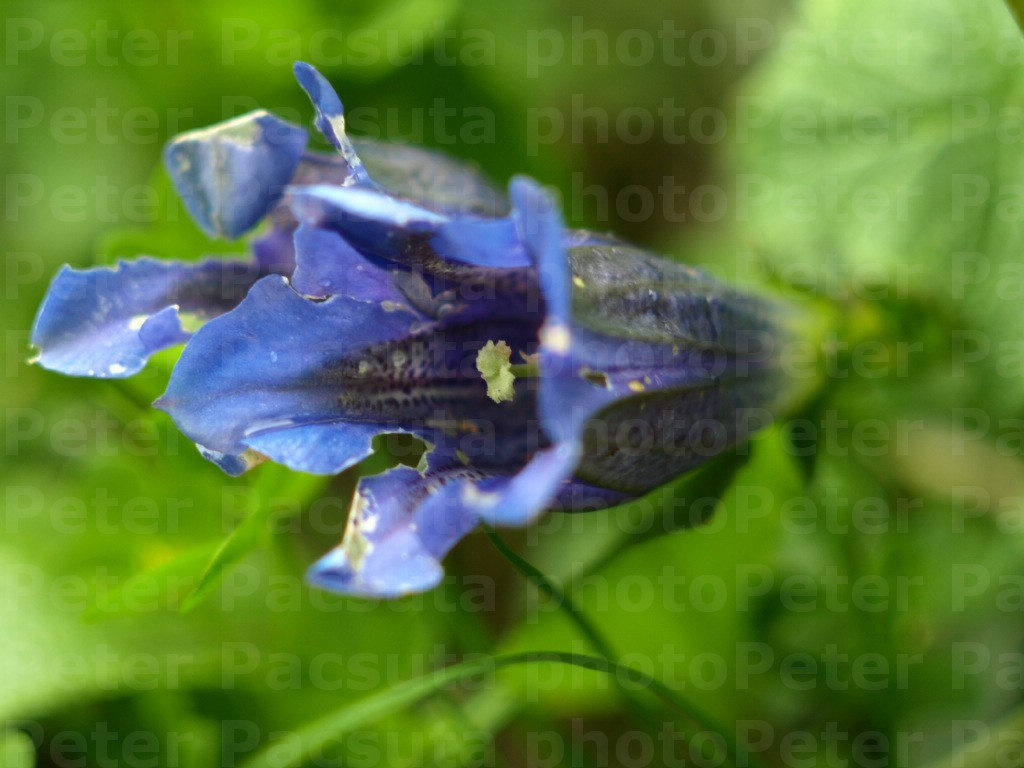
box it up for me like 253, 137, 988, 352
509, 176, 607, 446
164, 111, 308, 239
293, 62, 508, 217
293, 61, 371, 185
30, 257, 264, 378
308, 465, 479, 597
307, 440, 593, 597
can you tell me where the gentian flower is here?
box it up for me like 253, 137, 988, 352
32, 63, 807, 598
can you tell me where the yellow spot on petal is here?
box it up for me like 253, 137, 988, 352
628, 380, 646, 392
572, 276, 586, 288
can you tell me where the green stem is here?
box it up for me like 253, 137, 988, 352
482, 525, 614, 659
482, 526, 762, 768
508, 362, 539, 378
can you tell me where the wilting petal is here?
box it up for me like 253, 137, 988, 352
197, 444, 266, 476
155, 275, 427, 470
165, 111, 308, 239
293, 61, 510, 218
30, 257, 264, 378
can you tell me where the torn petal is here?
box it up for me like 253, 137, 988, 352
244, 421, 395, 476
307, 465, 480, 597
307, 440, 596, 598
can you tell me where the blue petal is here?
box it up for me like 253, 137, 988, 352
306, 434, 629, 597
157, 267, 544, 475
155, 275, 425, 470
307, 465, 479, 597
509, 177, 614, 446
466, 441, 581, 525
288, 185, 532, 269
164, 111, 308, 239
290, 224, 411, 304
197, 445, 266, 477
431, 217, 531, 268
293, 62, 373, 185
31, 257, 264, 378
513, 176, 792, 494
248, 151, 359, 277
244, 422, 391, 476
293, 64, 510, 218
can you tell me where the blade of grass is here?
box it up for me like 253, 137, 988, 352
238, 651, 761, 768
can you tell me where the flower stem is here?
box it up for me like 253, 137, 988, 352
507, 362, 539, 378
482, 524, 613, 658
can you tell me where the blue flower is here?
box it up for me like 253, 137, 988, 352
32, 62, 801, 598
30, 63, 505, 378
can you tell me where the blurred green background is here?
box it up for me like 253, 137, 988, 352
5, 0, 1024, 765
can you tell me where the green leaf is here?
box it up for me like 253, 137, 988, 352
86, 542, 220, 619
0, 730, 35, 768
181, 466, 330, 613
340, 0, 462, 81
735, 0, 1024, 413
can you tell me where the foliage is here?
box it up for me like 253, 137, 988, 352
5, 0, 1024, 765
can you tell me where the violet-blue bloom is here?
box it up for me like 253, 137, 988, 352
31, 63, 505, 379
32, 62, 802, 598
